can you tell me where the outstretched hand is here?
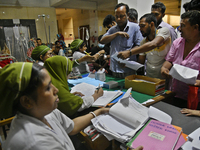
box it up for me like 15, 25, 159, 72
117, 50, 130, 60
81, 55, 96, 62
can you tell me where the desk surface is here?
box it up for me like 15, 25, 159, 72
152, 101, 200, 135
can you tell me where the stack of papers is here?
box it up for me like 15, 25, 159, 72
169, 64, 199, 85
70, 82, 123, 107
112, 53, 144, 71
91, 88, 172, 142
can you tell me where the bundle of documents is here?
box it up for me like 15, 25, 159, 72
127, 119, 186, 150
70, 82, 123, 107
91, 88, 172, 142
112, 53, 144, 71
169, 64, 199, 85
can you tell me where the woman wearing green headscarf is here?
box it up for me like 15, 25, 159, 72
31, 45, 53, 65
44, 55, 103, 117
0, 62, 109, 149
71, 39, 105, 75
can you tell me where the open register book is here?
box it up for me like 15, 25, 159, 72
70, 82, 123, 107
91, 88, 172, 142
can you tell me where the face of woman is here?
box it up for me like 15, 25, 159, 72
43, 50, 53, 62
31, 69, 59, 118
79, 44, 87, 53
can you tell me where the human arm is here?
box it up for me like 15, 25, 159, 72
93, 50, 105, 60
180, 108, 200, 116
69, 107, 110, 135
77, 88, 104, 112
117, 36, 165, 59
161, 61, 173, 78
100, 31, 129, 44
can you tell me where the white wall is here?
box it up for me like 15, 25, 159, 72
118, 0, 154, 20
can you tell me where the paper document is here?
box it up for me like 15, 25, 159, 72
112, 53, 144, 71
92, 90, 123, 107
169, 64, 199, 85
70, 82, 96, 96
91, 88, 173, 142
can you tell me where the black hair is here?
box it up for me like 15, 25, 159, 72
37, 38, 41, 41
190, 0, 200, 11
181, 10, 200, 31
74, 41, 86, 52
115, 3, 129, 14
129, 8, 138, 21
98, 35, 103, 42
151, 2, 166, 14
103, 15, 116, 28
140, 13, 157, 27
55, 40, 60, 45
13, 63, 45, 115
183, 2, 191, 12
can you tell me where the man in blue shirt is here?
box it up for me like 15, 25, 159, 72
100, 3, 143, 78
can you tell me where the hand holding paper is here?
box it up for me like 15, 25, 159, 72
112, 53, 144, 71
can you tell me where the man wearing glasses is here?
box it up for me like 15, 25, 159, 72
100, 3, 143, 78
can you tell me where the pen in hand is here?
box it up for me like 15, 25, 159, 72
96, 84, 101, 93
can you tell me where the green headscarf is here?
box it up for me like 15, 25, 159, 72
44, 56, 83, 117
0, 62, 33, 118
70, 39, 83, 52
31, 45, 50, 61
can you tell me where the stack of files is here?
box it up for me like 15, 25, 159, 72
127, 119, 187, 150
68, 76, 105, 87
91, 88, 172, 143
181, 127, 200, 150
70, 83, 123, 107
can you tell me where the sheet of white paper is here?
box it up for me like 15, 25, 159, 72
192, 138, 200, 150
112, 53, 144, 71
70, 82, 96, 97
188, 127, 200, 141
92, 91, 122, 106
148, 106, 172, 124
181, 141, 192, 150
109, 88, 149, 129
98, 115, 133, 135
169, 64, 199, 85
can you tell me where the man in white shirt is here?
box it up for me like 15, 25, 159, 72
117, 13, 171, 79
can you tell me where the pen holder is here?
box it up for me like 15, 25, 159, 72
95, 72, 106, 81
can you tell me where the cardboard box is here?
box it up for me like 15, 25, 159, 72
125, 75, 165, 96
